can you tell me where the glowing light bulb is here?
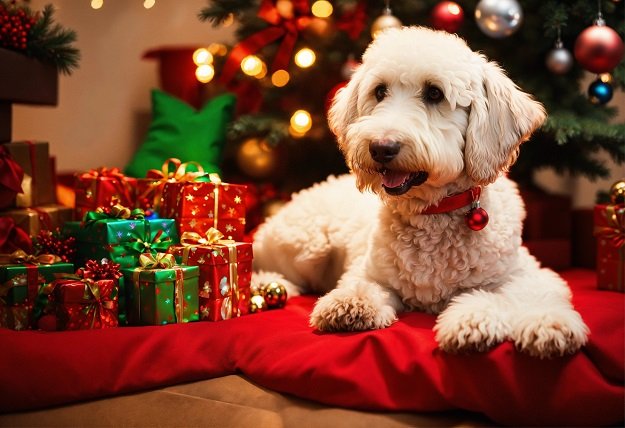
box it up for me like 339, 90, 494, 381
290, 110, 312, 133
254, 62, 268, 79
209, 43, 228, 56
193, 48, 213, 65
241, 55, 264, 77
143, 0, 155, 9
91, 0, 103, 9
195, 64, 215, 83
294, 48, 316, 68
271, 70, 290, 87
600, 73, 613, 83
311, 0, 333, 18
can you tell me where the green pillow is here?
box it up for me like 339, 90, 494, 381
125, 90, 236, 178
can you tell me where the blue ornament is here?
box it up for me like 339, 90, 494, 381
588, 79, 613, 105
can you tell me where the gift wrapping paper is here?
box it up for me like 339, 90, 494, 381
74, 168, 138, 220
594, 204, 625, 292
63, 218, 178, 268
0, 262, 74, 329
168, 240, 252, 321
5, 141, 56, 207
160, 178, 247, 241
1, 204, 73, 237
121, 265, 199, 325
52, 278, 119, 330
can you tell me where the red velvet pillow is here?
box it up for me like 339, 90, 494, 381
0, 270, 622, 426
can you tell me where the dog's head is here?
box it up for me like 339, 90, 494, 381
328, 27, 545, 205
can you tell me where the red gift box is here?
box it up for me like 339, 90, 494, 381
52, 278, 119, 330
74, 168, 137, 220
160, 174, 247, 241
168, 229, 253, 321
594, 204, 624, 292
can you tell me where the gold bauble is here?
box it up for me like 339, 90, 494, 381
261, 282, 288, 309
609, 179, 625, 204
371, 12, 402, 38
236, 138, 278, 179
249, 294, 268, 313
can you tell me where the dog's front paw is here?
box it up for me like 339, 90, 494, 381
512, 308, 589, 358
310, 288, 397, 332
434, 306, 509, 353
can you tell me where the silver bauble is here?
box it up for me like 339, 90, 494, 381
371, 11, 402, 39
546, 45, 574, 75
475, 0, 523, 38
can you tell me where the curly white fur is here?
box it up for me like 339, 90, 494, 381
253, 27, 589, 358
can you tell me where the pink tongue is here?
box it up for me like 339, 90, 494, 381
382, 171, 410, 188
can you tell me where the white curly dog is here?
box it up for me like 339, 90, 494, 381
253, 27, 588, 358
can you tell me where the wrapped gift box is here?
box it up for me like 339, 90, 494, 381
63, 217, 178, 268
51, 277, 119, 330
1, 204, 73, 237
121, 264, 199, 325
160, 176, 247, 241
594, 204, 624, 292
0, 260, 74, 330
74, 168, 137, 220
0, 145, 24, 210
5, 141, 56, 208
168, 235, 252, 321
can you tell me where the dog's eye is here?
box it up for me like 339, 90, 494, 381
425, 85, 444, 103
374, 84, 388, 102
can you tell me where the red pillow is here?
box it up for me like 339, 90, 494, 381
0, 269, 622, 426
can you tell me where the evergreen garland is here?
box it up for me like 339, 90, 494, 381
0, 0, 79, 75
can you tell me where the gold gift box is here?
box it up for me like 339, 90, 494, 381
1, 204, 73, 237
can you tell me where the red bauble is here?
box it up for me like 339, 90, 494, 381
431, 1, 464, 33
574, 24, 624, 73
466, 207, 489, 231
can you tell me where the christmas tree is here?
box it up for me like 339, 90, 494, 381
198, 0, 624, 193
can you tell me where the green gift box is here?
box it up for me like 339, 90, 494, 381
121, 264, 199, 325
0, 261, 74, 329
1, 262, 74, 305
63, 218, 179, 268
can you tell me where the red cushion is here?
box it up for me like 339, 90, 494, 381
1, 269, 623, 426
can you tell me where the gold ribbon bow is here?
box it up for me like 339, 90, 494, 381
594, 205, 625, 249
139, 252, 176, 269
82, 278, 116, 328
146, 158, 205, 183
0, 249, 61, 266
180, 228, 231, 247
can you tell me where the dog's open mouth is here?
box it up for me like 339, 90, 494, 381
380, 169, 428, 195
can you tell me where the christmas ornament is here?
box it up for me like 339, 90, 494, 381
371, 2, 402, 39
249, 293, 268, 313
466, 205, 489, 231
610, 179, 625, 205
546, 30, 573, 75
260, 282, 288, 309
236, 138, 278, 179
474, 0, 523, 39
588, 77, 613, 105
431, 1, 464, 33
574, 22, 624, 74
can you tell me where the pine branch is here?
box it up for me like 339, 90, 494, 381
26, 4, 80, 75
228, 115, 290, 147
198, 0, 257, 26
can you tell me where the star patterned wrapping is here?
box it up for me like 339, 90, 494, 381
168, 239, 252, 322
62, 218, 178, 269
594, 203, 624, 292
74, 168, 138, 220
0, 262, 74, 330
159, 177, 247, 241
120, 265, 199, 325
52, 278, 119, 330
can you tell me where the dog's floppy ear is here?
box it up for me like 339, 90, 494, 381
465, 60, 546, 184
328, 65, 362, 153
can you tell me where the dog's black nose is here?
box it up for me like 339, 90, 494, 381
369, 140, 401, 163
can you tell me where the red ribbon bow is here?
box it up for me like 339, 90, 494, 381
0, 217, 33, 254
220, 0, 311, 84
0, 145, 24, 194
